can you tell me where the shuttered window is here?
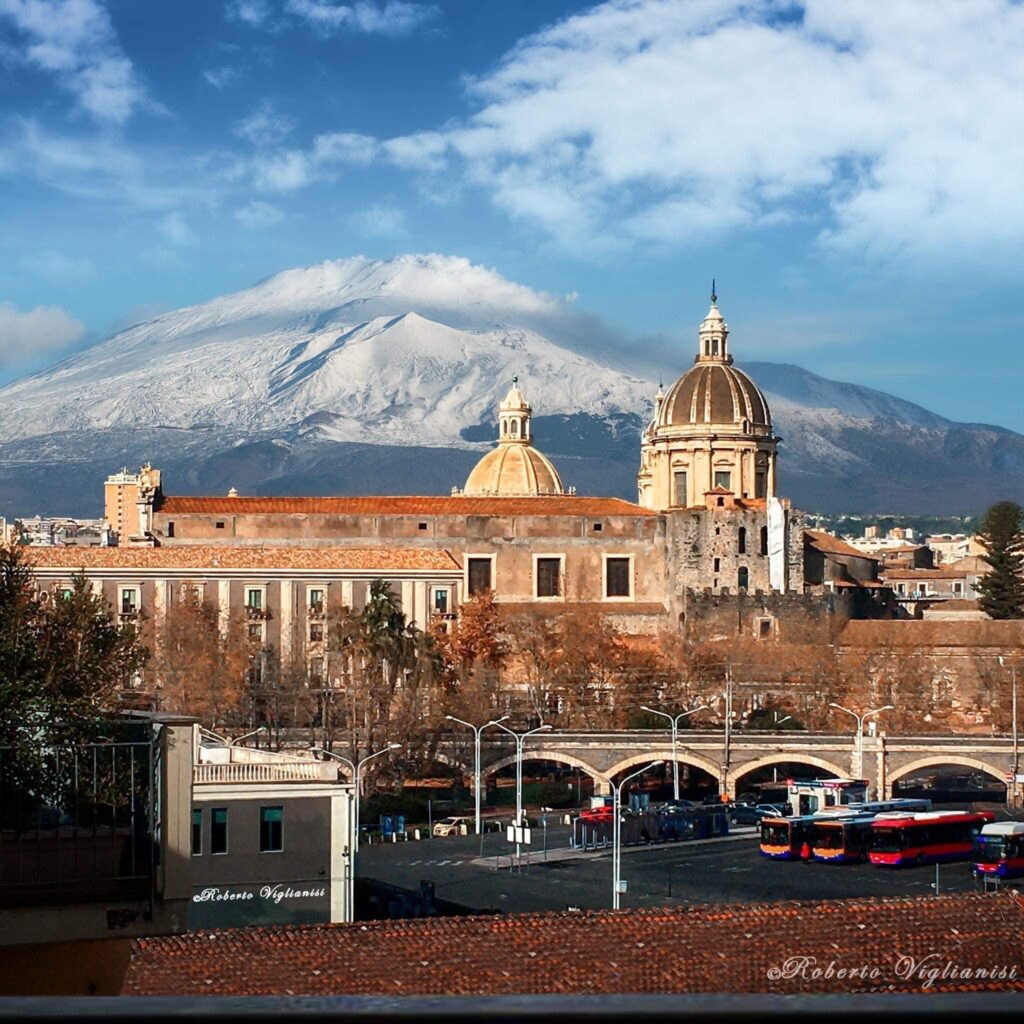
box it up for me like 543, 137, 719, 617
536, 558, 561, 598
606, 558, 631, 598
468, 558, 492, 596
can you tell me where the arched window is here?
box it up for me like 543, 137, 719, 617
712, 339, 719, 356
511, 420, 519, 437
738, 527, 747, 554
738, 566, 749, 591
760, 525, 769, 556
501, 420, 507, 436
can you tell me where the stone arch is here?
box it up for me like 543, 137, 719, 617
605, 749, 721, 785
728, 752, 848, 796
480, 749, 607, 787
886, 754, 1007, 795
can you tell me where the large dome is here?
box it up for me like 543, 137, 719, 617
658, 362, 771, 431
463, 442, 564, 496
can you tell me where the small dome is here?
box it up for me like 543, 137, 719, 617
463, 443, 564, 497
658, 362, 771, 432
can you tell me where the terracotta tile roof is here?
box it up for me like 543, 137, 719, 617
805, 530, 878, 560
23, 546, 462, 572
841, 619, 1024, 647
880, 568, 968, 580
157, 495, 657, 517
122, 892, 1024, 996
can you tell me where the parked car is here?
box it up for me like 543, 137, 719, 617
729, 802, 786, 826
432, 816, 472, 837
652, 798, 698, 814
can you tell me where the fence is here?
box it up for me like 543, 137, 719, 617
0, 730, 156, 908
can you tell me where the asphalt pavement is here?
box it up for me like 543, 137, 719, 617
358, 823, 983, 915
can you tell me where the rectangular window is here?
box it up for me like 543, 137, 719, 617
673, 471, 687, 507
714, 470, 732, 491
605, 557, 631, 598
536, 557, 562, 598
245, 588, 263, 610
248, 622, 264, 642
57, 586, 74, 601
167, 522, 175, 538
191, 809, 202, 856
468, 558, 493, 596
309, 622, 324, 643
215, 521, 225, 530
434, 589, 449, 614
120, 588, 138, 615
211, 808, 228, 855
713, 557, 721, 573
309, 657, 324, 683
260, 806, 283, 853
952, 582, 963, 595
308, 588, 324, 612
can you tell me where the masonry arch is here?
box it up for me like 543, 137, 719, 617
887, 755, 1007, 793
480, 749, 607, 788
606, 749, 722, 785
728, 753, 848, 797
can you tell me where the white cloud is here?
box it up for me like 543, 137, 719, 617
234, 199, 285, 227
203, 65, 243, 90
349, 201, 407, 238
234, 102, 295, 147
226, 0, 275, 28
283, 0, 440, 37
19, 250, 95, 279
0, 0, 147, 123
0, 300, 86, 369
251, 148, 312, 191
158, 211, 198, 247
313, 131, 379, 164
368, 0, 1024, 266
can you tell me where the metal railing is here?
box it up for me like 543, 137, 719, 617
0, 733, 155, 907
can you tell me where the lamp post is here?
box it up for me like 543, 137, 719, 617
490, 722, 552, 861
829, 703, 892, 788
999, 657, 1019, 806
445, 714, 509, 836
640, 705, 706, 800
312, 743, 400, 922
612, 761, 663, 910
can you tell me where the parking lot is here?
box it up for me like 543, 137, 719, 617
358, 821, 983, 916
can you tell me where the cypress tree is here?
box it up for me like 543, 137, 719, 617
976, 501, 1024, 619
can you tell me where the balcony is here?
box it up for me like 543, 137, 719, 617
193, 761, 339, 784
245, 605, 273, 621
308, 603, 326, 621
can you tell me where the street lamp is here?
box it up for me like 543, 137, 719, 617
445, 714, 509, 836
998, 656, 1019, 806
640, 705, 706, 800
611, 761, 663, 910
312, 743, 400, 922
490, 722, 552, 861
829, 703, 893, 786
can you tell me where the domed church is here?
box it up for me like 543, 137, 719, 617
458, 379, 566, 497
638, 286, 778, 511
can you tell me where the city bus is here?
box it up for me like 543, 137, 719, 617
810, 814, 877, 863
972, 821, 1024, 879
760, 810, 857, 860
869, 811, 994, 867
810, 801, 933, 863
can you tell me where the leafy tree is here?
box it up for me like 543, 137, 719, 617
976, 501, 1024, 619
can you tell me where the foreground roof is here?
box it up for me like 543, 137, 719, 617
122, 892, 1024, 996
24, 546, 462, 572
156, 495, 656, 517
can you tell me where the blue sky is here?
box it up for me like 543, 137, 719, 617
1, 0, 1022, 430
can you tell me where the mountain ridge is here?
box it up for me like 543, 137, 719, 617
0, 254, 1019, 518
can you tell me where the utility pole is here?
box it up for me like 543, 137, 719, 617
445, 714, 508, 836
723, 664, 733, 798
829, 704, 893, 790
999, 657, 1019, 808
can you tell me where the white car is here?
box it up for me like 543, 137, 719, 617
432, 816, 472, 837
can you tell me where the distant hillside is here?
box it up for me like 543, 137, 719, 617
0, 254, 1019, 518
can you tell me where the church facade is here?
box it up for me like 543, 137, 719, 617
29, 294, 845, 655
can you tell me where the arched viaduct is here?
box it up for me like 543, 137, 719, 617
436, 730, 1020, 802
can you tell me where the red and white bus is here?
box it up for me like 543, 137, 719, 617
869, 810, 994, 867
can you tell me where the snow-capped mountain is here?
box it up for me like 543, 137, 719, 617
0, 254, 1020, 517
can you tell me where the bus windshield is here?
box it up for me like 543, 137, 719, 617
975, 838, 1006, 863
761, 821, 791, 846
871, 828, 907, 853
815, 826, 844, 849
